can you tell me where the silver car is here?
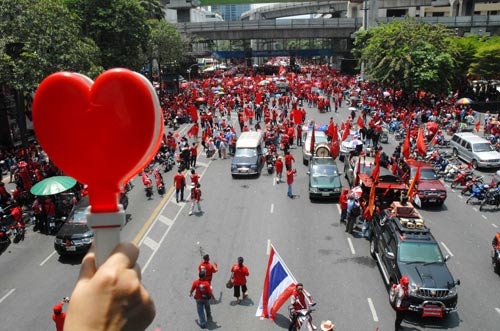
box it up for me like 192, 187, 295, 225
450, 132, 500, 169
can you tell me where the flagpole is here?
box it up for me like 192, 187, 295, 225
270, 243, 298, 284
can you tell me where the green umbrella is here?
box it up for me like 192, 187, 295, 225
30, 176, 77, 196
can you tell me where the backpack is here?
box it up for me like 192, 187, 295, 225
351, 203, 361, 217
197, 282, 210, 300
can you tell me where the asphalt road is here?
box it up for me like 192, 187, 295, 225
1, 99, 500, 331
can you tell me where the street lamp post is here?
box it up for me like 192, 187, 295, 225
187, 64, 198, 81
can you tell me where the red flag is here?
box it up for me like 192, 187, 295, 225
402, 128, 411, 159
340, 121, 345, 131
310, 124, 316, 157
416, 127, 427, 157
357, 116, 365, 128
407, 163, 421, 199
430, 132, 438, 145
368, 183, 376, 217
329, 125, 339, 159
475, 121, 480, 132
255, 92, 262, 104
341, 121, 351, 142
279, 65, 286, 76
190, 104, 198, 121
371, 150, 381, 183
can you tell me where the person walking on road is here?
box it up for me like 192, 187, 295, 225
286, 168, 297, 198
339, 188, 349, 223
52, 297, 70, 331
189, 183, 202, 216
190, 142, 198, 168
284, 151, 295, 171
190, 168, 200, 187
275, 157, 283, 184
198, 254, 218, 285
230, 257, 249, 304
189, 270, 216, 329
391, 276, 410, 331
173, 168, 186, 203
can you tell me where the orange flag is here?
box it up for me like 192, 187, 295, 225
341, 121, 351, 142
407, 163, 421, 199
368, 183, 377, 217
416, 127, 427, 157
371, 150, 380, 183
402, 128, 411, 159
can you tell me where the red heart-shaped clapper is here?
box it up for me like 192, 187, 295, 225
33, 69, 162, 213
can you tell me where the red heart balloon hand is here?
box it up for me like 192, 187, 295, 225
33, 69, 162, 212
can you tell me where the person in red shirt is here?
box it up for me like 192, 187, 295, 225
296, 124, 303, 147
288, 283, 315, 331
190, 142, 198, 168
339, 188, 349, 223
286, 168, 297, 198
230, 257, 249, 304
198, 254, 218, 284
189, 183, 202, 216
284, 151, 295, 171
52, 297, 69, 331
173, 169, 186, 203
190, 168, 200, 186
275, 157, 284, 184
189, 270, 216, 329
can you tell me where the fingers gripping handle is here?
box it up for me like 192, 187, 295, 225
86, 206, 126, 267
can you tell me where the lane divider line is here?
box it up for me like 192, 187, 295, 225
347, 237, 356, 255
492, 224, 498, 229
367, 297, 379, 322
0, 289, 15, 304
158, 215, 173, 226
441, 241, 454, 257
482, 215, 488, 220
336, 204, 341, 213
267, 239, 271, 255
40, 251, 57, 267
270, 203, 274, 214
143, 237, 159, 251
473, 207, 478, 212
495, 307, 500, 316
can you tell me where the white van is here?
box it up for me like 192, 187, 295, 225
231, 131, 265, 177
450, 132, 500, 169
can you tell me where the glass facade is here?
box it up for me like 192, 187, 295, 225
211, 4, 251, 21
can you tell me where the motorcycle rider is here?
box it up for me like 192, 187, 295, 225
492, 232, 500, 255
288, 283, 316, 331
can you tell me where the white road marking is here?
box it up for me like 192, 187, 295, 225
458, 194, 463, 199
196, 161, 209, 168
270, 203, 274, 214
495, 307, 500, 316
267, 239, 271, 255
347, 237, 356, 255
143, 237, 159, 251
367, 298, 379, 322
40, 251, 57, 266
336, 204, 341, 213
0, 289, 15, 304
492, 224, 498, 229
158, 214, 173, 226
273, 177, 276, 186
473, 207, 478, 212
441, 242, 454, 257
482, 215, 487, 220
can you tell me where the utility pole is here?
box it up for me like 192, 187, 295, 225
361, 0, 369, 80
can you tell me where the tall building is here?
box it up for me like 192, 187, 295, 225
211, 4, 251, 21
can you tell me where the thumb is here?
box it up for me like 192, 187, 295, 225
78, 250, 97, 281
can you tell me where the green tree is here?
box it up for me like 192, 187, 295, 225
147, 20, 184, 74
139, 0, 165, 20
66, 0, 150, 70
470, 39, 500, 80
0, 0, 101, 91
353, 19, 455, 95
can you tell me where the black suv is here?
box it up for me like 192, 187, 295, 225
370, 201, 459, 317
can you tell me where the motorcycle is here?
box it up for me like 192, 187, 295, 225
47, 216, 57, 235
450, 170, 474, 189
266, 153, 276, 175
10, 221, 25, 243
0, 225, 11, 250
290, 309, 316, 331
479, 187, 500, 211
466, 184, 489, 204
492, 247, 500, 274
461, 176, 484, 195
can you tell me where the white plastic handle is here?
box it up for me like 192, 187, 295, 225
86, 205, 125, 267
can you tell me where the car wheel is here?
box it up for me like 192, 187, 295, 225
452, 148, 459, 157
472, 160, 478, 169
303, 158, 307, 166
369, 237, 377, 259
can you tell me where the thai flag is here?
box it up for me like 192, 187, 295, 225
256, 245, 297, 320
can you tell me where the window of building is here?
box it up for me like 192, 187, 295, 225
386, 9, 407, 17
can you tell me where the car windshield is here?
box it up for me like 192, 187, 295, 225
473, 143, 494, 152
311, 165, 337, 176
235, 148, 257, 157
411, 168, 438, 180
399, 242, 443, 263
305, 135, 328, 151
68, 208, 87, 224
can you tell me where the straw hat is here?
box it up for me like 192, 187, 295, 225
320, 320, 335, 331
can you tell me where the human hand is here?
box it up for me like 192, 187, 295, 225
64, 242, 155, 331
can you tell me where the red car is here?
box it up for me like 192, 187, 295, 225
406, 159, 447, 206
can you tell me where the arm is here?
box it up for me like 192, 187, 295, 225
64, 243, 155, 331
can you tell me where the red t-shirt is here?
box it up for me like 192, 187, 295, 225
191, 279, 212, 300
275, 159, 283, 173
173, 173, 185, 189
231, 264, 249, 286
198, 261, 217, 282
52, 312, 66, 331
286, 169, 295, 185
284, 154, 295, 167
190, 173, 200, 186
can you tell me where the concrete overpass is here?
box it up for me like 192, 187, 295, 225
240, 1, 348, 20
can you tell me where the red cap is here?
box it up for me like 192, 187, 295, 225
53, 303, 63, 313
400, 276, 410, 286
